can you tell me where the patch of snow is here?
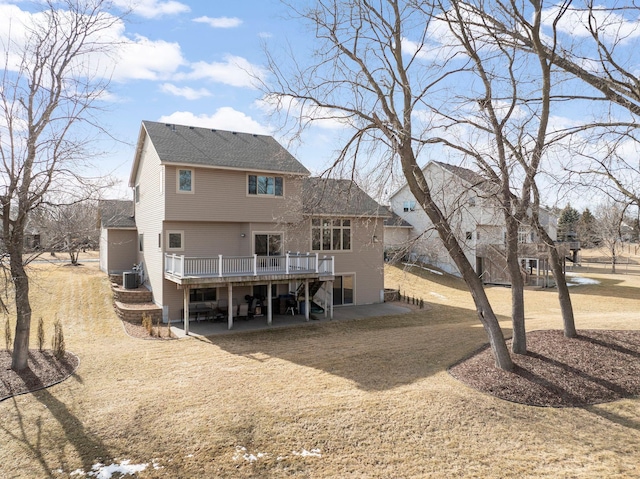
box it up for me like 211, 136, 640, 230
233, 446, 268, 462
565, 274, 600, 286
88, 460, 148, 479
429, 292, 447, 300
403, 263, 443, 275
69, 460, 150, 479
292, 448, 322, 458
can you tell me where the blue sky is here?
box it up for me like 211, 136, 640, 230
103, 0, 333, 197
1, 0, 639, 208
2, 0, 336, 199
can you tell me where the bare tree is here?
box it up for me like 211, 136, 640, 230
0, 0, 120, 371
42, 202, 100, 264
265, 0, 513, 370
595, 201, 626, 273
474, 1, 640, 213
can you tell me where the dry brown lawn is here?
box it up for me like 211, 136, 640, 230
1, 256, 639, 478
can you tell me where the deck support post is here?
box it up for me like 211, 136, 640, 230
183, 286, 190, 336
304, 279, 310, 322
324, 282, 328, 319
227, 283, 233, 330
267, 280, 273, 325
329, 280, 334, 320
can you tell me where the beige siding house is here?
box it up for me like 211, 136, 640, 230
386, 161, 562, 286
102, 121, 388, 332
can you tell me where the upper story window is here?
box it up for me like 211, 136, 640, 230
468, 195, 476, 207
177, 169, 194, 193
248, 175, 283, 197
312, 218, 351, 251
167, 230, 184, 251
403, 200, 416, 212
134, 184, 140, 203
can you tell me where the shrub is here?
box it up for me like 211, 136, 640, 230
155, 314, 161, 338
141, 313, 153, 335
37, 317, 45, 352
52, 319, 65, 359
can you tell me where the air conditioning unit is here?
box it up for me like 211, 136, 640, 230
123, 271, 138, 289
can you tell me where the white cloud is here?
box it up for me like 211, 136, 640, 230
158, 108, 271, 134
113, 34, 185, 81
0, 4, 186, 82
256, 95, 351, 130
159, 83, 211, 100
112, 0, 190, 19
542, 5, 640, 44
180, 55, 266, 89
193, 16, 242, 28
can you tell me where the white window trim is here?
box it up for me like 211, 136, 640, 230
166, 230, 184, 252
176, 168, 194, 194
311, 217, 353, 253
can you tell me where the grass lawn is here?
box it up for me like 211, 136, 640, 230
1, 258, 639, 478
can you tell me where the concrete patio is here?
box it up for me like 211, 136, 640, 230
170, 302, 412, 338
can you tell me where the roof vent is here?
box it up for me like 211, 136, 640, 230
189, 126, 194, 130
232, 132, 237, 135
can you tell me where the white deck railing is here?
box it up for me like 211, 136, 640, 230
165, 253, 334, 279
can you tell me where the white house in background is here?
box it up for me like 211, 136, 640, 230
386, 161, 561, 285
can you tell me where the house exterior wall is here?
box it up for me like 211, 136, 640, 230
163, 166, 304, 224
122, 126, 387, 322
389, 162, 502, 275
99, 228, 138, 274
383, 226, 411, 251
133, 134, 166, 306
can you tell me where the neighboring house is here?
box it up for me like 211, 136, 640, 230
100, 121, 388, 331
98, 200, 137, 274
386, 161, 563, 286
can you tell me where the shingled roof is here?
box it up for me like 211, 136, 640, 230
135, 121, 309, 177
433, 161, 496, 193
303, 178, 390, 217
98, 200, 135, 229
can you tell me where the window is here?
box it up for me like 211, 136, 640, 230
248, 175, 283, 196
177, 169, 193, 193
403, 200, 416, 212
518, 227, 529, 244
189, 288, 217, 302
134, 184, 140, 203
158, 233, 162, 249
167, 231, 184, 251
312, 218, 351, 251
138, 234, 144, 252
254, 233, 282, 256
465, 231, 472, 241
468, 195, 476, 207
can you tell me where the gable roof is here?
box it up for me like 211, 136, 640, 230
384, 211, 412, 228
389, 160, 497, 200
433, 161, 496, 193
303, 178, 390, 217
129, 121, 309, 185
98, 200, 135, 229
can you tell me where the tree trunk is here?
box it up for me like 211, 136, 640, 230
402, 158, 513, 371
10, 242, 32, 371
505, 218, 526, 354
547, 246, 577, 338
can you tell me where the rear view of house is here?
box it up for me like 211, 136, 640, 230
100, 121, 388, 331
